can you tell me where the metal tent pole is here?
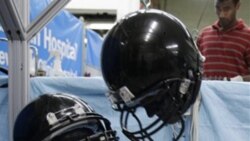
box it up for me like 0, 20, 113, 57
79, 16, 87, 76
0, 1, 28, 141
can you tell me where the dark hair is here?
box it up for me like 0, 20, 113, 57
217, 0, 239, 5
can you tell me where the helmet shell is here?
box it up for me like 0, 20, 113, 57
101, 9, 200, 96
14, 93, 117, 141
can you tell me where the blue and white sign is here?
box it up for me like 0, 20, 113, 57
30, 0, 83, 76
0, 0, 83, 76
0, 28, 8, 75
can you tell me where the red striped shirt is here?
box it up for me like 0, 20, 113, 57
197, 20, 250, 80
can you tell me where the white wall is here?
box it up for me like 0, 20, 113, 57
65, 0, 140, 20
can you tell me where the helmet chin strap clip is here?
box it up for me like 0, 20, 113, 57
46, 104, 85, 126
119, 86, 135, 106
179, 79, 191, 96
46, 112, 58, 126
106, 91, 125, 110
106, 87, 135, 110
107, 86, 139, 110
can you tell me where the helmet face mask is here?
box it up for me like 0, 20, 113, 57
101, 9, 202, 140
14, 93, 119, 141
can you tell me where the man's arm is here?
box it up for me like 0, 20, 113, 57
242, 75, 250, 81
230, 75, 250, 82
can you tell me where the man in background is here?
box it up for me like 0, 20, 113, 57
197, 0, 250, 81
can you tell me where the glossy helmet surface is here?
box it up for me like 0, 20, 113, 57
14, 93, 119, 141
101, 9, 202, 140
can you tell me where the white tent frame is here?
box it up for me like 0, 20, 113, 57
0, 0, 71, 140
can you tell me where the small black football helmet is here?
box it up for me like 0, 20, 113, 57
101, 9, 202, 140
13, 93, 119, 141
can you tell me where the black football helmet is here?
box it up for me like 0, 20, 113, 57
101, 9, 202, 140
14, 93, 119, 141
